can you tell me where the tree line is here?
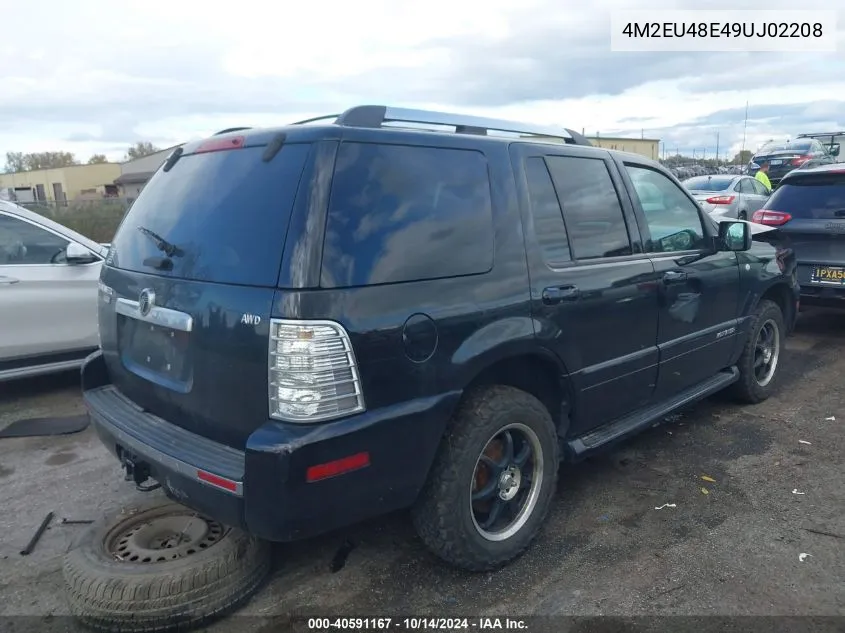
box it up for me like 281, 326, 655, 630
3, 141, 161, 173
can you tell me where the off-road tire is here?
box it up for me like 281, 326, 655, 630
62, 501, 271, 632
411, 385, 559, 572
730, 299, 785, 404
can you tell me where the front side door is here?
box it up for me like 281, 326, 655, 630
0, 212, 101, 363
510, 144, 660, 435
615, 161, 741, 400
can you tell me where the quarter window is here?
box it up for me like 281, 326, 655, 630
322, 143, 494, 287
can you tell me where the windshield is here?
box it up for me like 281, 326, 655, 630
107, 143, 310, 286
683, 176, 735, 191
766, 175, 845, 219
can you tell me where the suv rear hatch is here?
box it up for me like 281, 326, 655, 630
98, 133, 312, 448
754, 170, 845, 288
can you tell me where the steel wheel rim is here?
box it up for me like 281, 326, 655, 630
754, 318, 780, 387
105, 510, 228, 563
469, 422, 544, 542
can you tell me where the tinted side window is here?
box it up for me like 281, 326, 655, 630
524, 157, 571, 266
0, 214, 70, 265
322, 143, 494, 287
544, 156, 631, 260
625, 165, 707, 253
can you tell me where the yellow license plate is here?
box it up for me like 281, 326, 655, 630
813, 267, 845, 283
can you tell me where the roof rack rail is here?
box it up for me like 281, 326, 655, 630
213, 127, 251, 135
292, 105, 591, 146
797, 131, 845, 137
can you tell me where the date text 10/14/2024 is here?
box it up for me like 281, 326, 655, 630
306, 617, 528, 631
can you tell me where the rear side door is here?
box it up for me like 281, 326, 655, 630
737, 178, 766, 218
615, 160, 741, 400
747, 177, 770, 213
761, 172, 845, 290
0, 211, 101, 363
510, 143, 659, 434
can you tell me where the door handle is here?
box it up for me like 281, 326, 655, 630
0, 276, 20, 285
542, 285, 580, 304
662, 270, 688, 285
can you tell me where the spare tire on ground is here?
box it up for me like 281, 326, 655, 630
63, 500, 272, 632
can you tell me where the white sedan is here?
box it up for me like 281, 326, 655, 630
0, 200, 108, 382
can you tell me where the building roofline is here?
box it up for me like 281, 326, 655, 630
119, 143, 184, 165
588, 136, 661, 143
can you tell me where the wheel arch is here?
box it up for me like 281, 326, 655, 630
455, 345, 574, 439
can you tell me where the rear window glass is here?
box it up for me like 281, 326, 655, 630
766, 176, 845, 219
108, 143, 310, 286
758, 141, 812, 154
683, 176, 735, 191
321, 143, 494, 287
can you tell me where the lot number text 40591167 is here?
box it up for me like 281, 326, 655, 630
306, 617, 529, 631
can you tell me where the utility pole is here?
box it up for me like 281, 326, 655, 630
715, 132, 720, 166
741, 101, 749, 158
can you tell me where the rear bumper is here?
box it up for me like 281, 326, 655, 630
797, 263, 845, 307
82, 350, 459, 542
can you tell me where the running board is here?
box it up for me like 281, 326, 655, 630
566, 367, 740, 460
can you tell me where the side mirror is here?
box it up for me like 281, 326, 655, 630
66, 242, 98, 264
718, 220, 751, 252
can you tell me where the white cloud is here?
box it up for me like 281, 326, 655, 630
0, 0, 843, 164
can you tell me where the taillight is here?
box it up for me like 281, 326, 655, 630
752, 210, 792, 226
705, 195, 736, 205
268, 319, 365, 422
791, 155, 811, 166
195, 135, 245, 154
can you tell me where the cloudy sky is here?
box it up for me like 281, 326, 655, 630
2, 0, 843, 165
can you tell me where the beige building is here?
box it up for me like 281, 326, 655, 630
588, 136, 660, 161
0, 163, 122, 204
115, 145, 183, 201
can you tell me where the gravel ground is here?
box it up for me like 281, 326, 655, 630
0, 308, 843, 632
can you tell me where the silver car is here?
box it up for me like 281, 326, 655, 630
0, 201, 108, 381
682, 174, 770, 220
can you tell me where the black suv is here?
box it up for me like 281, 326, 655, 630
752, 163, 845, 308
81, 105, 799, 571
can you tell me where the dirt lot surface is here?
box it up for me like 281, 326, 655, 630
1, 309, 843, 632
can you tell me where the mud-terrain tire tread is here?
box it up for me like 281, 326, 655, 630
730, 299, 785, 404
411, 385, 559, 572
62, 500, 271, 632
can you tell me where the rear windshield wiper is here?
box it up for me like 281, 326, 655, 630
137, 226, 183, 258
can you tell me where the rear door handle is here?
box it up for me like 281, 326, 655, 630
542, 285, 580, 304
0, 276, 19, 285
662, 270, 688, 285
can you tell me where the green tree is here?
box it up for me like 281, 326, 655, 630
4, 151, 78, 172
125, 141, 160, 161
4, 152, 25, 173
87, 154, 109, 164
